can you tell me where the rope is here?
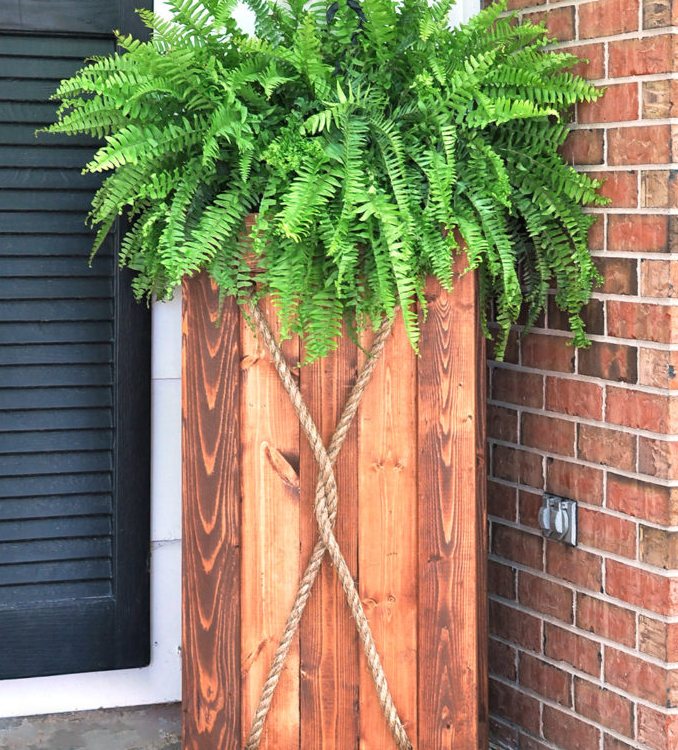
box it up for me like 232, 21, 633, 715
243, 301, 413, 750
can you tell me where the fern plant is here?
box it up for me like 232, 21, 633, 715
47, 0, 606, 361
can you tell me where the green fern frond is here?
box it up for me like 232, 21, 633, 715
46, 0, 606, 361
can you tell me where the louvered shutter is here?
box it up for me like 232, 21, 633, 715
0, 0, 151, 679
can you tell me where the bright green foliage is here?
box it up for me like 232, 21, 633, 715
47, 0, 606, 361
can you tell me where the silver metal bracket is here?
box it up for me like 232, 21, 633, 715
538, 494, 577, 546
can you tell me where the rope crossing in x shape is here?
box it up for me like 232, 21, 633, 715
243, 301, 413, 750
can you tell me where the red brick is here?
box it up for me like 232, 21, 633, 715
489, 638, 517, 681
490, 679, 541, 735
644, 0, 672, 28
493, 524, 543, 570
605, 647, 675, 705
562, 43, 605, 79
490, 600, 542, 651
577, 424, 636, 471
639, 615, 678, 661
519, 572, 573, 623
574, 678, 634, 736
578, 507, 637, 559
507, 0, 545, 7
641, 259, 678, 298
489, 716, 519, 747
642, 170, 675, 208
522, 334, 575, 373
523, 6, 575, 41
669, 622, 678, 661
545, 377, 603, 419
545, 623, 601, 676
639, 348, 678, 389
607, 301, 674, 343
546, 542, 603, 591
609, 35, 673, 77
578, 83, 638, 123
640, 526, 678, 569
494, 327, 519, 365
637, 705, 678, 750
561, 129, 604, 165
579, 0, 639, 37
609, 125, 671, 166
519, 736, 551, 750
606, 558, 678, 615
548, 298, 604, 337
576, 593, 636, 646
521, 413, 575, 457
489, 559, 515, 600
608, 474, 677, 525
606, 387, 674, 433
493, 445, 544, 488
578, 342, 637, 383
519, 653, 571, 706
492, 367, 544, 408
654, 82, 677, 120
654, 169, 678, 208
519, 489, 542, 529
543, 705, 600, 750
546, 457, 604, 505
588, 214, 605, 250
638, 436, 678, 479
608, 214, 668, 252
588, 172, 638, 210
643, 79, 671, 118
488, 404, 518, 442
489, 718, 518, 749
488, 480, 517, 521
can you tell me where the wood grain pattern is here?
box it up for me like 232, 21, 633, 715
299, 333, 360, 750
182, 268, 488, 750
182, 275, 241, 750
476, 318, 490, 749
240, 297, 301, 749
358, 314, 418, 749
417, 259, 481, 750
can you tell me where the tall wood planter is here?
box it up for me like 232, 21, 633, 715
181, 265, 488, 750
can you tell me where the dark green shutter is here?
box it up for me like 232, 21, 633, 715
0, 0, 151, 679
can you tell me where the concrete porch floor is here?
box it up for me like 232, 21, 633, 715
0, 703, 181, 750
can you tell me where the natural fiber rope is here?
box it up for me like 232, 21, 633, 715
243, 301, 413, 750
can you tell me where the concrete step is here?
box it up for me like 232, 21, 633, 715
0, 703, 181, 750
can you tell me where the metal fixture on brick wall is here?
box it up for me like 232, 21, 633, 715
538, 494, 577, 546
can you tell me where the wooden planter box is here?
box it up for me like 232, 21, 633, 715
181, 265, 488, 749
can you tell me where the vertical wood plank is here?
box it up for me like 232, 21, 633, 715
182, 274, 241, 750
240, 298, 301, 749
182, 269, 486, 750
358, 314, 418, 749
299, 334, 361, 750
476, 318, 490, 749
417, 262, 481, 749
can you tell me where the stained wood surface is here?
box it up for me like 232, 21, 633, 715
182, 267, 487, 750
417, 260, 481, 749
358, 315, 418, 749
299, 333, 360, 749
240, 297, 301, 749
182, 276, 241, 750
476, 318, 490, 749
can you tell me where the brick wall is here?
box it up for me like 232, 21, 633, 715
487, 1, 678, 748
